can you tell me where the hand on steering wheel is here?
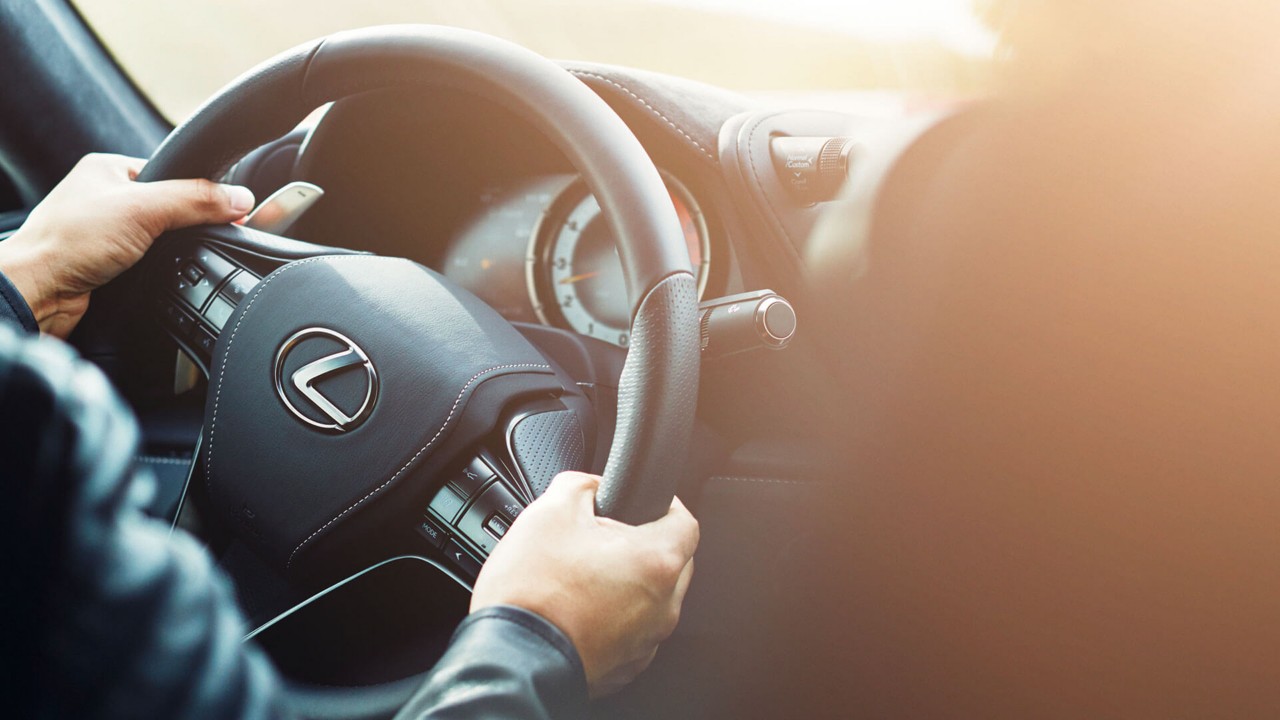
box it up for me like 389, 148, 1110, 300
473, 472, 698, 697
0, 153, 254, 337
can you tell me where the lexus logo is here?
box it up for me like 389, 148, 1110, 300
274, 328, 379, 433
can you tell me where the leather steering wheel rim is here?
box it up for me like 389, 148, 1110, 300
138, 24, 700, 524
137, 25, 700, 717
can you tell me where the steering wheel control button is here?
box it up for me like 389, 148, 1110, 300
174, 266, 216, 310
450, 456, 496, 499
416, 517, 448, 549
164, 303, 194, 336
203, 295, 237, 330
194, 328, 217, 356
273, 328, 380, 433
455, 482, 521, 555
443, 539, 483, 578
428, 486, 467, 524
484, 515, 510, 540
180, 262, 204, 285
221, 271, 260, 304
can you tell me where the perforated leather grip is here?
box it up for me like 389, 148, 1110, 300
598, 273, 700, 524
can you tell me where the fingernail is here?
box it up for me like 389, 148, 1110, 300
222, 185, 255, 214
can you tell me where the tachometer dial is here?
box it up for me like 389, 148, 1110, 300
528, 174, 709, 347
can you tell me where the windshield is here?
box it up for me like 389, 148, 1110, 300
75, 0, 997, 123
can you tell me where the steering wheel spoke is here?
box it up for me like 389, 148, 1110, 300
415, 397, 592, 578
149, 223, 364, 373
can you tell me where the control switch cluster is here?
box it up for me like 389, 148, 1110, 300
419, 455, 527, 578
158, 244, 260, 364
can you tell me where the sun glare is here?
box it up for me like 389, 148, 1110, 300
652, 0, 996, 55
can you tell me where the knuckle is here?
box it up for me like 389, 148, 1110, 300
657, 607, 681, 639
647, 549, 685, 582
192, 178, 220, 208
685, 515, 701, 546
560, 471, 598, 488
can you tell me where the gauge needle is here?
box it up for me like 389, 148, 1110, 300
558, 271, 600, 285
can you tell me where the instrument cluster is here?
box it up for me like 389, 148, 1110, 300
441, 172, 711, 347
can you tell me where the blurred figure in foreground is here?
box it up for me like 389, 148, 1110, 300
792, 2, 1280, 716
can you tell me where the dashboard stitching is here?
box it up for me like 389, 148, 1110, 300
286, 361, 550, 569
569, 70, 716, 163
745, 114, 804, 262
710, 476, 821, 486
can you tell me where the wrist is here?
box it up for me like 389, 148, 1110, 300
0, 231, 78, 334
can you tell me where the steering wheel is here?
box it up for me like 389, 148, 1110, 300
136, 25, 699, 715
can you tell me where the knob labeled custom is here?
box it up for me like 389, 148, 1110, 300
769, 136, 855, 204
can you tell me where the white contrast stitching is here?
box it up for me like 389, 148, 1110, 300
205, 256, 329, 491
286, 361, 549, 568
569, 70, 716, 162
201, 254, 550, 569
136, 456, 193, 466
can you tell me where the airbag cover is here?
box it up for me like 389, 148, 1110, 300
200, 255, 552, 571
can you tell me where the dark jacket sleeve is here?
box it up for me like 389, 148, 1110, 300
395, 605, 589, 720
0, 268, 38, 332
2, 323, 590, 720
1, 324, 289, 719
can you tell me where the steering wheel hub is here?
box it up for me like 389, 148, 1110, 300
202, 255, 557, 573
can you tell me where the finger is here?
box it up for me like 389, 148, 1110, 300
635, 495, 700, 560
672, 556, 695, 606
539, 471, 600, 517
135, 178, 256, 231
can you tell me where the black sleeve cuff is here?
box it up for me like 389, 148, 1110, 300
458, 605, 587, 683
395, 604, 589, 720
0, 268, 37, 333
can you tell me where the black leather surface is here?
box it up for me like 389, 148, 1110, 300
510, 410, 588, 497
202, 255, 555, 572
142, 26, 701, 528
562, 62, 753, 171
598, 272, 701, 524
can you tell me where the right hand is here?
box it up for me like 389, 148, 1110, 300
470, 472, 699, 697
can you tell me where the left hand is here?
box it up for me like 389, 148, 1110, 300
0, 153, 255, 338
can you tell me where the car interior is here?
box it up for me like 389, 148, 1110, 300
5, 1, 1279, 718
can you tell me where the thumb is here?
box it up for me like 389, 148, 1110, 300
542, 471, 601, 520
135, 178, 255, 233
